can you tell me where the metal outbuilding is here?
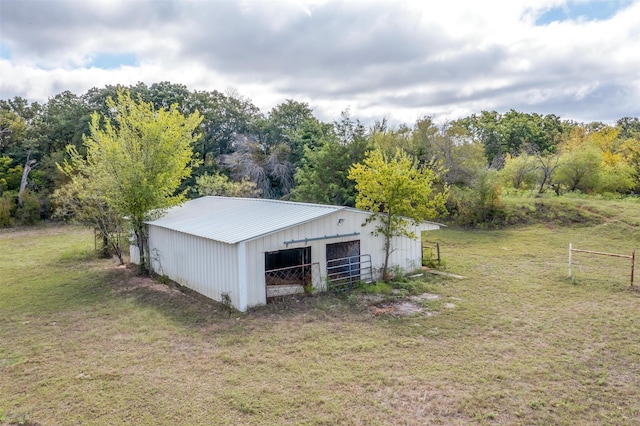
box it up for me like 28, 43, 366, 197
132, 196, 441, 311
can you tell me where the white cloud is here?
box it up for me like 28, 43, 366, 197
1, 0, 638, 124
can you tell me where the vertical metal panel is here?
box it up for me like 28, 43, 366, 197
245, 238, 268, 307
148, 225, 240, 309
130, 245, 140, 265
237, 242, 248, 311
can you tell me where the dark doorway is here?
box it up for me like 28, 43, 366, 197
265, 247, 312, 298
265, 247, 311, 271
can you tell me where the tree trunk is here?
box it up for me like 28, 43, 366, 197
382, 211, 393, 281
102, 233, 110, 258
134, 222, 149, 275
18, 157, 37, 208
382, 236, 391, 282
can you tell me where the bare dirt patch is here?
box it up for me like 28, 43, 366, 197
111, 265, 185, 297
368, 293, 450, 317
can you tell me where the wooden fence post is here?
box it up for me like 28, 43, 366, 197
631, 250, 635, 286
569, 244, 635, 286
568, 243, 572, 279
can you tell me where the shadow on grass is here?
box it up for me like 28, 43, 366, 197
104, 266, 368, 331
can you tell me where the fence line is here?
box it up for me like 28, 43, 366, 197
569, 243, 635, 286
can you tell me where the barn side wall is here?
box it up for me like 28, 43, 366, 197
242, 211, 440, 308
244, 210, 363, 307
385, 222, 440, 276
147, 226, 241, 309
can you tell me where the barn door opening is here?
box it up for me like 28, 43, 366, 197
326, 240, 370, 292
265, 247, 311, 299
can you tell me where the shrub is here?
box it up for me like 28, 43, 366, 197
446, 169, 505, 227
0, 195, 14, 227
16, 190, 41, 225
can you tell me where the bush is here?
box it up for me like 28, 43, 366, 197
16, 190, 41, 225
446, 169, 506, 227
0, 195, 14, 227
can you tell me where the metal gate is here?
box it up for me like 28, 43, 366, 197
326, 254, 372, 292
265, 262, 322, 299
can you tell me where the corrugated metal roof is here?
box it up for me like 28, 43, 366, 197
147, 196, 345, 244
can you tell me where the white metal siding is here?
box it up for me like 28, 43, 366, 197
148, 226, 241, 309
129, 245, 140, 265
243, 210, 437, 307
148, 207, 439, 311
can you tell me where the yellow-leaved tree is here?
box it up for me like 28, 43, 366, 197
348, 148, 448, 281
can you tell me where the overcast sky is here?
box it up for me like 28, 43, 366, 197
1, 0, 639, 125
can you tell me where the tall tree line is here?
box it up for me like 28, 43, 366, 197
1, 81, 638, 227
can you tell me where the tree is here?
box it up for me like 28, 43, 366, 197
222, 134, 296, 199
597, 161, 636, 194
425, 119, 485, 186
370, 126, 413, 159
195, 172, 260, 198
0, 108, 27, 153
291, 111, 371, 206
291, 134, 369, 206
556, 146, 601, 192
18, 152, 37, 207
619, 138, 640, 193
500, 153, 538, 191
74, 89, 202, 272
463, 110, 502, 164
447, 168, 504, 226
534, 151, 562, 194
348, 149, 448, 280
54, 156, 127, 263
463, 110, 564, 166
0, 155, 22, 195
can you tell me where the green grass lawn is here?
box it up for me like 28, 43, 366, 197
1, 199, 639, 425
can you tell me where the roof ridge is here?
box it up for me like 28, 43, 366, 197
203, 196, 344, 210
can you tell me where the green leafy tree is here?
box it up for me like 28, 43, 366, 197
463, 110, 503, 165
619, 138, 640, 193
556, 146, 601, 192
597, 162, 636, 194
0, 156, 22, 195
424, 119, 485, 186
71, 89, 202, 272
196, 172, 260, 198
348, 148, 448, 280
500, 153, 538, 191
291, 111, 370, 206
292, 134, 370, 206
463, 110, 564, 165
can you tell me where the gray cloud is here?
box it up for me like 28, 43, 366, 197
1, 0, 638, 123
